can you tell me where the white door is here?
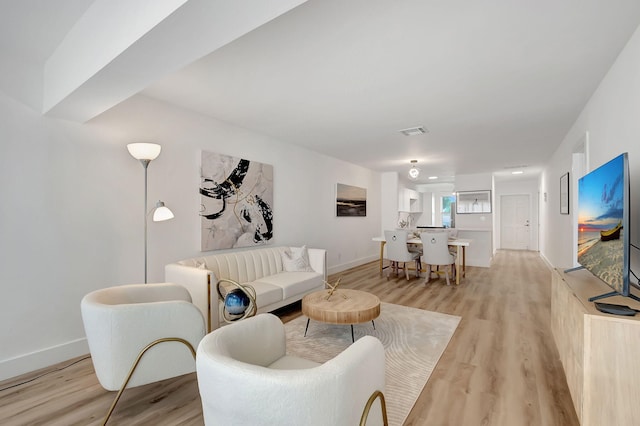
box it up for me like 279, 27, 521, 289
501, 194, 530, 250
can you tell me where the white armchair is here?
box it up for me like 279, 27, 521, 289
81, 283, 206, 424
196, 313, 387, 426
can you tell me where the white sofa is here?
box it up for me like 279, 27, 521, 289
165, 246, 327, 331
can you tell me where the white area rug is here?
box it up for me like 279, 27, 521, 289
284, 302, 461, 426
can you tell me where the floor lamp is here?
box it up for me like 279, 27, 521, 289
127, 143, 174, 283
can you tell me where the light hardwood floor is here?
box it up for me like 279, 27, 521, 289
0, 250, 578, 425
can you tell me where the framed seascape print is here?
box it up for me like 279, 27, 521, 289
560, 172, 569, 214
200, 151, 274, 251
456, 190, 491, 214
336, 183, 367, 217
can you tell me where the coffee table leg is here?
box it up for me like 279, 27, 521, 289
304, 318, 310, 337
372, 320, 376, 330
351, 325, 355, 343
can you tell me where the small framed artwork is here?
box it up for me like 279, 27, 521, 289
456, 190, 491, 214
336, 183, 366, 217
560, 172, 569, 215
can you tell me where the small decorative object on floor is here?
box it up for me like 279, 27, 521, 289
217, 278, 257, 323
324, 277, 345, 301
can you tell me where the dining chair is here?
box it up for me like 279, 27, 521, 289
447, 228, 458, 255
384, 230, 421, 280
420, 231, 457, 285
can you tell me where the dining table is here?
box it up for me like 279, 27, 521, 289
371, 235, 472, 285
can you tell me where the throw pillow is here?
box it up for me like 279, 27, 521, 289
281, 246, 315, 272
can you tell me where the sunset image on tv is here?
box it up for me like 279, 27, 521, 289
577, 154, 626, 293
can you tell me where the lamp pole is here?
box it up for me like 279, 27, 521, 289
141, 159, 151, 284
128, 143, 162, 284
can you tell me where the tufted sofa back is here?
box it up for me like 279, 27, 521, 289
178, 246, 287, 283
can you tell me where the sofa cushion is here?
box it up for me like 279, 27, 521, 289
255, 272, 324, 300
281, 246, 314, 272
243, 281, 283, 308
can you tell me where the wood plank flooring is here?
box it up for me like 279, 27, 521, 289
0, 250, 578, 425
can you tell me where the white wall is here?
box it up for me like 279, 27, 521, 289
0, 92, 381, 380
414, 192, 433, 227
452, 173, 493, 267
454, 173, 493, 230
380, 172, 399, 233
541, 25, 640, 276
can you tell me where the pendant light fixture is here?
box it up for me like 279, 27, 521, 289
408, 160, 420, 180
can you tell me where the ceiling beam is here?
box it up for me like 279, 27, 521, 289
43, 0, 308, 122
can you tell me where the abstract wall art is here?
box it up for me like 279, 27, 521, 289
200, 151, 274, 250
336, 183, 367, 217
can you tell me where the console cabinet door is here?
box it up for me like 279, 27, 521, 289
551, 268, 640, 426
551, 271, 584, 422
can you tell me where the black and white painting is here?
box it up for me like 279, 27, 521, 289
336, 183, 367, 217
200, 151, 274, 250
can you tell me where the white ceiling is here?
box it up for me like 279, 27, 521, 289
0, 0, 94, 62
4, 0, 640, 185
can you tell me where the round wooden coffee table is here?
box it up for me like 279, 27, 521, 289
302, 289, 381, 342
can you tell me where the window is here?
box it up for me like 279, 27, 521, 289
456, 190, 491, 214
441, 195, 456, 228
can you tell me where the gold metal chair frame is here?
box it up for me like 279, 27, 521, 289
359, 389, 389, 426
102, 337, 196, 425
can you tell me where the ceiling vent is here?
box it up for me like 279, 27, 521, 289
398, 126, 428, 136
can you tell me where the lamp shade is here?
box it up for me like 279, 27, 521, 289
153, 201, 174, 222
127, 143, 162, 161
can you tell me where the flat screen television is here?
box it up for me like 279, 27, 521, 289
576, 152, 639, 302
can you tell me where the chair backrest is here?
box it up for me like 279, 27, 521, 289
197, 313, 386, 426
83, 282, 192, 305
81, 283, 205, 391
202, 312, 287, 367
420, 231, 454, 266
384, 230, 414, 262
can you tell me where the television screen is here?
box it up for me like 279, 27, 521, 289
577, 153, 630, 299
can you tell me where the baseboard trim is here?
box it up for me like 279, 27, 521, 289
539, 252, 554, 271
0, 338, 89, 382
328, 255, 378, 275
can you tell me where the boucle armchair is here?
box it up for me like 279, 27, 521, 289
196, 313, 387, 426
81, 283, 206, 424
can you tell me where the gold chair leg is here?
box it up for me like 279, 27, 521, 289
359, 389, 389, 426
102, 337, 197, 426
